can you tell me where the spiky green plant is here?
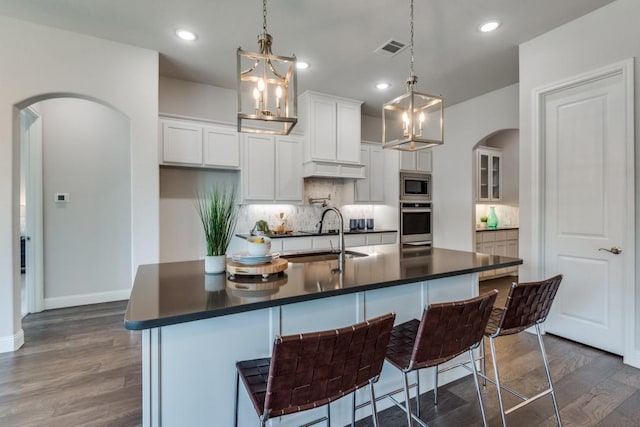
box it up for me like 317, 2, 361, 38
195, 186, 238, 256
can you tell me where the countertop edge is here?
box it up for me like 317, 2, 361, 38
124, 254, 523, 331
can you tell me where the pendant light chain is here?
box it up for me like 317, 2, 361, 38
409, 0, 414, 78
263, 0, 268, 34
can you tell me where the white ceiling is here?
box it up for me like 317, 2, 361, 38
0, 0, 615, 116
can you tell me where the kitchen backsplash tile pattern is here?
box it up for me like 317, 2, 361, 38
237, 178, 379, 233
475, 204, 519, 227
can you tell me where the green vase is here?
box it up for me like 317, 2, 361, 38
487, 206, 498, 228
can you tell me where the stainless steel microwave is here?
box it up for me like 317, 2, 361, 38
400, 172, 431, 201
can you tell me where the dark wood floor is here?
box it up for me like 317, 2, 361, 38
0, 301, 142, 427
1, 277, 639, 426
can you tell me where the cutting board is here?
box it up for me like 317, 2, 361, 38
226, 258, 288, 278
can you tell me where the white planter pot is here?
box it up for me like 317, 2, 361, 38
204, 272, 226, 291
204, 255, 226, 274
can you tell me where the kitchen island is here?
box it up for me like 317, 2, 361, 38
125, 245, 522, 426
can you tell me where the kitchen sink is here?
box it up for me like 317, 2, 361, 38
283, 250, 368, 263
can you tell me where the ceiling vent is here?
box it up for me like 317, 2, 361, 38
375, 39, 408, 57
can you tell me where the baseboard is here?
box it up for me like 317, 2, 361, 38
43, 289, 131, 310
623, 350, 640, 369
0, 329, 25, 353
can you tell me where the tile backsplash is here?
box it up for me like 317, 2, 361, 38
475, 204, 519, 227
237, 178, 379, 233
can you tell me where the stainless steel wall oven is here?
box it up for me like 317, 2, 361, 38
400, 202, 432, 245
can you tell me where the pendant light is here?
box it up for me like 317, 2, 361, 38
237, 0, 297, 135
382, 0, 443, 151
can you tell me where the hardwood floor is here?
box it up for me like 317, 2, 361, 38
0, 301, 142, 427
1, 279, 639, 426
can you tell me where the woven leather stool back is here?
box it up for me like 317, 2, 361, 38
495, 274, 563, 336
263, 312, 395, 417
410, 290, 498, 370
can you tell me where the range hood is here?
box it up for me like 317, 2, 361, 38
302, 160, 365, 179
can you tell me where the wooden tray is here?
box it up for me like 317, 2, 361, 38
226, 258, 288, 278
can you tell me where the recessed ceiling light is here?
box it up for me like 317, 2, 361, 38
479, 21, 500, 33
376, 82, 390, 90
176, 29, 197, 41
296, 61, 310, 70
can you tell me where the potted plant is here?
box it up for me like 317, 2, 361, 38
479, 215, 488, 229
195, 185, 238, 274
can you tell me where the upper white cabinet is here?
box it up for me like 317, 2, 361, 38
299, 91, 365, 178
160, 118, 240, 169
242, 134, 303, 203
476, 147, 502, 201
203, 126, 240, 168
399, 150, 432, 173
355, 143, 384, 203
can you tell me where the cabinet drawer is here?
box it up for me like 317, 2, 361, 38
365, 234, 382, 245
507, 230, 519, 240
479, 232, 495, 243
380, 232, 396, 245
494, 231, 507, 241
345, 235, 366, 247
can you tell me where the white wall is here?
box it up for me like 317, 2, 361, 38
159, 77, 237, 125
519, 0, 639, 357
0, 16, 159, 352
40, 98, 132, 305
160, 167, 239, 262
433, 84, 519, 250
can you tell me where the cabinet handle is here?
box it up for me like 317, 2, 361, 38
599, 246, 622, 255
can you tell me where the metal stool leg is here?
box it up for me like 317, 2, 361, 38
433, 366, 438, 405
415, 370, 421, 418
489, 336, 507, 427
327, 402, 331, 426
234, 369, 240, 427
469, 349, 488, 427
536, 324, 562, 426
369, 379, 380, 427
480, 336, 487, 387
351, 392, 356, 427
403, 371, 414, 427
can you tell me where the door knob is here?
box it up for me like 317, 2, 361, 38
599, 246, 622, 255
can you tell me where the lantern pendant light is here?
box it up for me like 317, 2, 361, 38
382, 0, 443, 151
237, 0, 297, 135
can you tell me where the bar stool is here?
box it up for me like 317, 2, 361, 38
482, 274, 563, 426
385, 290, 498, 427
234, 312, 395, 427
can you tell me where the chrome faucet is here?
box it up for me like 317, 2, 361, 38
319, 207, 345, 271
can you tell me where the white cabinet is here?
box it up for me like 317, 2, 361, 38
355, 143, 384, 203
161, 120, 202, 165
203, 126, 240, 168
476, 229, 518, 280
160, 118, 240, 169
345, 232, 396, 247
476, 147, 502, 201
242, 134, 303, 203
399, 150, 432, 173
299, 91, 365, 178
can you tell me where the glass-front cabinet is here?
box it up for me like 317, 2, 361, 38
476, 147, 502, 201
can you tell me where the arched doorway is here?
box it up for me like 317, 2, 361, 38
472, 128, 519, 281
19, 95, 131, 316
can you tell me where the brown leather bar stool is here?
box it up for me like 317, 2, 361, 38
482, 274, 563, 426
385, 290, 498, 427
234, 312, 395, 427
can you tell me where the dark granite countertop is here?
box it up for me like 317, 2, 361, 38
124, 245, 522, 330
475, 226, 519, 232
236, 229, 397, 239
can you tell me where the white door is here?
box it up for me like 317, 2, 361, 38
542, 65, 632, 355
